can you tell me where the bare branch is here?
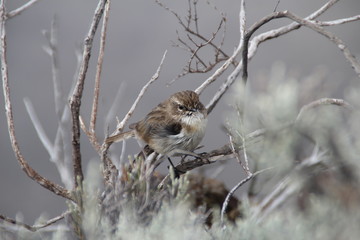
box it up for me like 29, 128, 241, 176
112, 50, 167, 133
42, 17, 74, 189
249, 0, 339, 53
23, 98, 53, 155
79, 116, 118, 185
314, 14, 360, 26
69, 0, 108, 187
296, 98, 353, 122
195, 0, 246, 96
42, 16, 63, 118
6, 0, 42, 19
221, 168, 270, 225
282, 11, 360, 77
156, 0, 230, 84
244, 10, 360, 78
78, 2, 116, 184
204, 0, 355, 114
104, 81, 126, 128
0, 0, 74, 202
0, 210, 70, 232
101, 50, 167, 184
90, 0, 111, 134
229, 134, 250, 176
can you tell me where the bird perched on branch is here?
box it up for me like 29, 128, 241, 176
106, 90, 207, 162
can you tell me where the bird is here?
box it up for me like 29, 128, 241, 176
105, 90, 208, 162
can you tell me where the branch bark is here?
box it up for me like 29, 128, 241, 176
6, 0, 42, 19
204, 0, 359, 114
69, 0, 107, 188
0, 0, 74, 202
90, 0, 111, 134
0, 210, 70, 232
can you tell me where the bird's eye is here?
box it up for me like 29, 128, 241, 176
178, 105, 185, 111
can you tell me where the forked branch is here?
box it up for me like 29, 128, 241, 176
0, 0, 74, 202
69, 0, 108, 188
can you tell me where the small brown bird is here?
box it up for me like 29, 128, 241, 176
106, 90, 207, 159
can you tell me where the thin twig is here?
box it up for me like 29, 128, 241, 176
314, 14, 360, 26
220, 168, 269, 225
23, 98, 54, 156
79, 1, 117, 183
69, 0, 107, 188
202, 0, 246, 113
41, 17, 74, 189
104, 81, 126, 129
0, 210, 70, 232
156, 0, 229, 60
24, 98, 73, 188
102, 50, 167, 184
195, 0, 246, 95
241, 134, 251, 175
296, 98, 353, 122
204, 0, 347, 114
113, 50, 167, 133
6, 0, 42, 19
0, 0, 74, 202
244, 10, 360, 78
90, 0, 111, 134
229, 134, 250, 175
282, 11, 360, 77
42, 16, 63, 118
273, 0, 281, 12
156, 0, 230, 84
249, 0, 339, 52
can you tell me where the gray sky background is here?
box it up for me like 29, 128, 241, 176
1, 0, 359, 223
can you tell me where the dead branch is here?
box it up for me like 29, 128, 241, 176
248, 0, 339, 55
243, 10, 360, 78
156, 0, 230, 83
296, 98, 353, 122
39, 17, 74, 189
220, 168, 269, 226
204, 0, 359, 114
0, 0, 74, 202
314, 14, 360, 26
90, 0, 111, 134
113, 50, 167, 134
282, 11, 360, 77
201, 0, 246, 113
104, 82, 125, 128
24, 99, 73, 189
6, 0, 42, 19
75, 0, 118, 183
42, 16, 63, 118
101, 50, 167, 184
0, 210, 70, 232
69, 0, 108, 188
79, 116, 118, 182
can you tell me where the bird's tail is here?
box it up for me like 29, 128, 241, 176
105, 130, 135, 144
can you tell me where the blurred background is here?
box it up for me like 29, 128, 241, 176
1, 0, 359, 223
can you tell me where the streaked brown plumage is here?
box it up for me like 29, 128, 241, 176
106, 90, 207, 157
